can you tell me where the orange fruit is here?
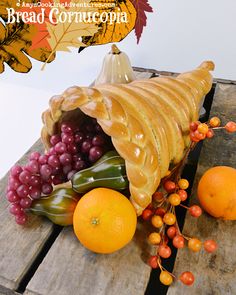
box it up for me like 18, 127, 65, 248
197, 166, 236, 220
73, 188, 137, 253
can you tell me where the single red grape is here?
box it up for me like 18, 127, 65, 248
67, 143, 78, 154
55, 142, 67, 154
48, 155, 60, 168
50, 134, 61, 146
7, 190, 20, 203
63, 164, 72, 175
10, 165, 23, 177
9, 203, 22, 216
29, 152, 41, 161
74, 132, 84, 144
42, 183, 53, 195
39, 154, 49, 165
26, 160, 39, 174
61, 123, 73, 134
29, 175, 41, 187
29, 187, 41, 199
81, 140, 93, 153
73, 154, 83, 162
15, 213, 28, 225
49, 147, 57, 155
20, 197, 32, 209
51, 166, 61, 175
17, 184, 29, 198
89, 146, 103, 162
59, 153, 72, 166
19, 170, 31, 184
40, 164, 52, 178
73, 160, 86, 171
8, 177, 21, 190
92, 134, 105, 146
62, 133, 74, 144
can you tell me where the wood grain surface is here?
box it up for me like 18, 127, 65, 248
25, 224, 151, 295
167, 84, 236, 295
0, 140, 54, 291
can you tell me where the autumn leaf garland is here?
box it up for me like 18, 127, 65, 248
0, 0, 153, 73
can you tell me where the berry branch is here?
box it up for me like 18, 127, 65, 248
145, 116, 236, 286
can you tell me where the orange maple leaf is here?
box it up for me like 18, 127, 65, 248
17, 0, 55, 50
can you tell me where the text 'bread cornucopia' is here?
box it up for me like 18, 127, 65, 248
41, 61, 215, 215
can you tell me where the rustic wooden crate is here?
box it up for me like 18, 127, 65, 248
0, 69, 235, 295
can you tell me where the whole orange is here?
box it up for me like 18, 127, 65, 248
197, 166, 236, 220
73, 188, 137, 253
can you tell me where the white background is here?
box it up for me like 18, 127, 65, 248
0, 0, 236, 178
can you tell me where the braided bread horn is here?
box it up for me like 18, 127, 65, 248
41, 61, 214, 215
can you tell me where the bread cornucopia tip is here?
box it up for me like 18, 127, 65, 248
41, 60, 215, 215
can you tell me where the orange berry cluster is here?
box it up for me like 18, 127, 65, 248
190, 117, 236, 143
143, 178, 217, 286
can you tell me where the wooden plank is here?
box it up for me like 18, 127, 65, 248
0, 140, 54, 291
133, 66, 236, 84
25, 224, 151, 295
167, 83, 236, 295
0, 284, 21, 295
24, 71, 153, 295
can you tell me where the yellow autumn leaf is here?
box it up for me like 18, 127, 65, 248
82, 0, 137, 46
42, 0, 99, 69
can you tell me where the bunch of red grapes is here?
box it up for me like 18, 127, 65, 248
6, 118, 112, 225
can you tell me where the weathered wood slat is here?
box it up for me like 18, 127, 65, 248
167, 83, 236, 295
24, 71, 153, 295
133, 66, 236, 84
0, 140, 54, 291
24, 224, 151, 295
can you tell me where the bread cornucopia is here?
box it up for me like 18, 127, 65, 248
41, 61, 214, 215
